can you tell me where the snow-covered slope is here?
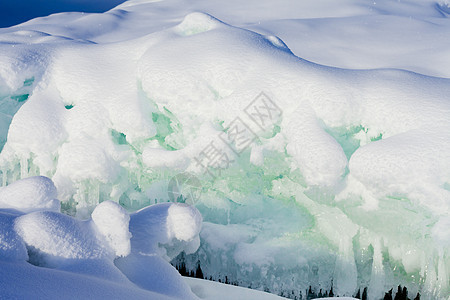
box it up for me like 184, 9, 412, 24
0, 0, 449, 299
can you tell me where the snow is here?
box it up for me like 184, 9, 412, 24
0, 176, 60, 213
184, 277, 288, 300
91, 200, 131, 257
0, 0, 125, 28
123, 202, 202, 260
15, 211, 111, 261
312, 298, 357, 300
344, 127, 450, 213
0, 260, 176, 300
0, 176, 204, 299
115, 203, 202, 299
0, 0, 449, 299
0, 210, 28, 261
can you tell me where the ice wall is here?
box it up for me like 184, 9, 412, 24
0, 1, 449, 299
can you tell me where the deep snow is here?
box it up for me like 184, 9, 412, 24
0, 0, 449, 299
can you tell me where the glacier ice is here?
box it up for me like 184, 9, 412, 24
0, 0, 449, 299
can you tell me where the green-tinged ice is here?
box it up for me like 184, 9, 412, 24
0, 78, 34, 152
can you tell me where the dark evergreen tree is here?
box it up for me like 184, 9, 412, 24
384, 288, 393, 300
195, 261, 204, 279
307, 286, 316, 300
394, 285, 402, 300
178, 262, 187, 276
402, 286, 408, 300
362, 287, 368, 300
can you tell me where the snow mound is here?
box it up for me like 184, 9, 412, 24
0, 176, 60, 213
91, 200, 131, 257
345, 126, 450, 213
175, 12, 222, 36
115, 202, 202, 300
0, 210, 27, 261
14, 211, 111, 263
124, 202, 202, 258
13, 200, 135, 268
0, 176, 203, 299
167, 202, 203, 242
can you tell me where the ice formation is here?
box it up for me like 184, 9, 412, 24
0, 0, 449, 299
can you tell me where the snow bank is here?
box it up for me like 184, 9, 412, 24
0, 176, 203, 299
0, 260, 177, 300
0, 0, 449, 299
115, 203, 202, 299
13, 200, 131, 266
184, 277, 288, 300
15, 211, 110, 261
0, 176, 59, 213
0, 210, 28, 261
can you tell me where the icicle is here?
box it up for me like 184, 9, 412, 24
90, 181, 100, 208
28, 157, 38, 176
368, 238, 385, 300
13, 169, 18, 182
437, 247, 448, 296
1, 168, 6, 187
20, 156, 28, 178
75, 183, 89, 219
333, 237, 357, 296
110, 184, 122, 203
424, 259, 437, 297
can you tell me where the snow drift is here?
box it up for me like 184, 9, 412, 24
0, 0, 449, 299
0, 176, 202, 299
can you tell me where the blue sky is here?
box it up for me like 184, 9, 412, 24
0, 0, 125, 28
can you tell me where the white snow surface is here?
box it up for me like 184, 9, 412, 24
184, 277, 289, 300
91, 200, 131, 257
0, 176, 60, 213
0, 177, 205, 299
0, 0, 449, 299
